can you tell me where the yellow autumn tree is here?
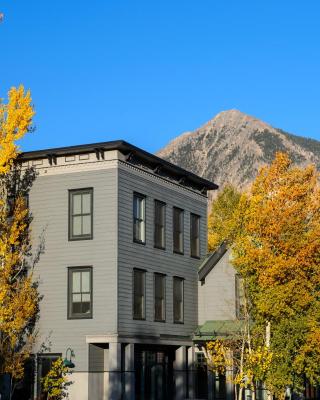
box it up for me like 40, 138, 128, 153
207, 154, 320, 399
233, 153, 320, 398
42, 358, 73, 400
207, 184, 272, 400
0, 86, 34, 174
0, 86, 39, 396
208, 184, 241, 252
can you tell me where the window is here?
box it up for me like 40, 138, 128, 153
173, 207, 184, 254
154, 273, 165, 321
69, 188, 93, 240
190, 213, 200, 258
133, 269, 145, 319
235, 274, 245, 319
173, 277, 184, 323
68, 267, 92, 319
154, 200, 166, 249
133, 193, 146, 244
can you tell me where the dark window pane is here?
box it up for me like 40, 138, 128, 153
72, 300, 82, 314
173, 208, 184, 253
154, 274, 165, 321
154, 201, 165, 248
190, 214, 200, 258
133, 270, 145, 319
81, 298, 91, 314
173, 277, 183, 323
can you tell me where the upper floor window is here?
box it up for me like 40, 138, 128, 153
69, 188, 93, 240
68, 267, 92, 319
133, 269, 145, 320
173, 276, 184, 323
154, 273, 165, 321
190, 213, 200, 258
235, 274, 245, 319
154, 200, 166, 249
173, 207, 184, 254
133, 193, 146, 244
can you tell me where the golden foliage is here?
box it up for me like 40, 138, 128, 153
206, 340, 272, 390
208, 184, 241, 252
42, 358, 72, 400
0, 86, 38, 380
206, 340, 231, 375
0, 86, 34, 173
233, 153, 320, 319
231, 152, 320, 395
207, 153, 320, 396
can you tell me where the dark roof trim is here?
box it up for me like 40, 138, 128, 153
198, 242, 228, 281
19, 140, 218, 191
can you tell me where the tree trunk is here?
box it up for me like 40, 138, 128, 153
266, 322, 273, 400
239, 386, 244, 400
251, 383, 256, 400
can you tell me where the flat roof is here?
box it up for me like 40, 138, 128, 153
19, 140, 218, 191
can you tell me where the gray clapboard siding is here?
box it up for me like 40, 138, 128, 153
117, 164, 207, 338
29, 155, 210, 376
198, 250, 237, 325
31, 168, 118, 371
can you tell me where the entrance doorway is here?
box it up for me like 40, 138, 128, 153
135, 345, 174, 400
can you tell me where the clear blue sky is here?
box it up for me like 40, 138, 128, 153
1, 0, 320, 153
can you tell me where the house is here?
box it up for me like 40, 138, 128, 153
194, 246, 320, 400
18, 140, 218, 400
193, 244, 242, 400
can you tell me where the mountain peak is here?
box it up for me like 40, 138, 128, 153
157, 111, 320, 196
202, 109, 272, 134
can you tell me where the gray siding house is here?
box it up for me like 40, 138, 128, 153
194, 245, 243, 400
20, 141, 218, 400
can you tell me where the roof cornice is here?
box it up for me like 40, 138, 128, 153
19, 140, 218, 192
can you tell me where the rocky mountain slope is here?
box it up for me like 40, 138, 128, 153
157, 110, 320, 192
